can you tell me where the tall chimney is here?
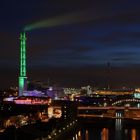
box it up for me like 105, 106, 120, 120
19, 32, 27, 96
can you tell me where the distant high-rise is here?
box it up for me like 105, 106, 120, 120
107, 62, 111, 90
19, 32, 27, 96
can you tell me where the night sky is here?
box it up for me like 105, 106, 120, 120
0, 0, 140, 89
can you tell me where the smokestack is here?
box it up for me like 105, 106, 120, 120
18, 32, 27, 96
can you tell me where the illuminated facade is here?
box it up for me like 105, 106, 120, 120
96, 90, 133, 95
63, 88, 80, 95
19, 32, 27, 96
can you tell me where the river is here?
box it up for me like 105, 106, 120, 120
70, 118, 140, 140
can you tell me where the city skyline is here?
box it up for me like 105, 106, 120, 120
0, 0, 140, 89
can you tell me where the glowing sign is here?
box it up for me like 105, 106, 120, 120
14, 97, 50, 105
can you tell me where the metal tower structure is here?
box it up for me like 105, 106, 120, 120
19, 32, 27, 96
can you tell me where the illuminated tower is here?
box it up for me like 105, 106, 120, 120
19, 32, 27, 96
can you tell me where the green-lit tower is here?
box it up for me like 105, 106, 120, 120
19, 32, 27, 96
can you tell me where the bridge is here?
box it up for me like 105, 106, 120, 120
52, 99, 140, 119
111, 98, 140, 106
77, 106, 140, 119
78, 106, 140, 110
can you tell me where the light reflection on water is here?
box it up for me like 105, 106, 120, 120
132, 129, 136, 140
115, 112, 122, 140
101, 128, 108, 140
73, 128, 138, 140
72, 114, 140, 140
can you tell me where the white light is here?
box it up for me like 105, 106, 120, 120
49, 87, 53, 91
48, 135, 51, 139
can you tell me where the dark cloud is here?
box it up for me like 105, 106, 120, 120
112, 52, 137, 57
